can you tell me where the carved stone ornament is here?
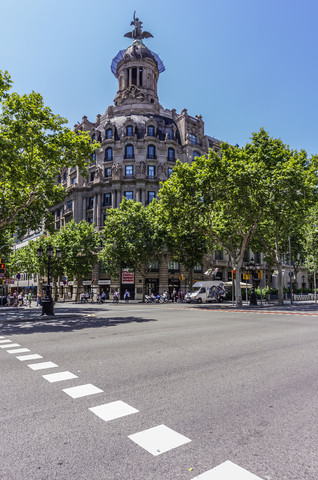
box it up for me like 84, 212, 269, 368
116, 85, 147, 104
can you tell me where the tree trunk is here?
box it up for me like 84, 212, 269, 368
235, 266, 242, 307
277, 262, 284, 306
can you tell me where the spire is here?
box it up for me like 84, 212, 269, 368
124, 11, 153, 41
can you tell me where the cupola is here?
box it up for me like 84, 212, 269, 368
111, 12, 165, 107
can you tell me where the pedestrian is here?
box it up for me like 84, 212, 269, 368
97, 293, 101, 304
172, 288, 177, 302
80, 292, 85, 304
13, 292, 18, 307
113, 289, 119, 303
37, 293, 42, 307
101, 291, 106, 303
85, 292, 89, 303
28, 292, 32, 307
124, 289, 130, 303
18, 292, 23, 307
68, 291, 72, 301
6, 293, 10, 307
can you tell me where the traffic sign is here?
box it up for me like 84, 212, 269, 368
16, 273, 21, 280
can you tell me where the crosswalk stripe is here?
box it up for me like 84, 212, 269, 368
8, 348, 31, 354
128, 424, 191, 456
0, 343, 21, 349
42, 371, 78, 383
191, 460, 264, 479
0, 339, 12, 344
16, 354, 43, 361
89, 400, 139, 422
27, 362, 58, 371
63, 384, 103, 398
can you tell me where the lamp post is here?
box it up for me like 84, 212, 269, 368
37, 245, 61, 316
246, 259, 257, 306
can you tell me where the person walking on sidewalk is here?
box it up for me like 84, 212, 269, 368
124, 289, 130, 303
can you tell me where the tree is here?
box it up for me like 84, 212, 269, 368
0, 70, 98, 234
99, 198, 163, 301
157, 138, 267, 306
249, 130, 318, 305
55, 220, 101, 301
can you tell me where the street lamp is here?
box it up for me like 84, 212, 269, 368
37, 245, 61, 316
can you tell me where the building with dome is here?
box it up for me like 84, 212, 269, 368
49, 14, 223, 300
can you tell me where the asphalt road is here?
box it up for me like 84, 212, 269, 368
1, 302, 318, 480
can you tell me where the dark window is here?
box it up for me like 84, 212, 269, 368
192, 151, 200, 161
63, 172, 67, 182
87, 196, 94, 209
194, 263, 202, 272
147, 126, 155, 136
215, 249, 223, 260
139, 67, 143, 86
87, 217, 93, 224
148, 165, 155, 177
168, 261, 180, 272
148, 191, 156, 203
105, 147, 112, 161
90, 171, 95, 182
126, 126, 133, 136
57, 175, 61, 184
168, 148, 175, 161
66, 200, 72, 211
106, 128, 112, 139
124, 191, 133, 200
125, 165, 133, 176
189, 133, 197, 145
103, 193, 111, 206
103, 214, 108, 224
168, 130, 174, 140
71, 176, 76, 185
125, 144, 134, 159
104, 167, 112, 178
132, 67, 137, 85
168, 168, 173, 178
90, 153, 96, 163
147, 144, 156, 159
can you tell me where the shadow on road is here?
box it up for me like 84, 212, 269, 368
0, 308, 156, 336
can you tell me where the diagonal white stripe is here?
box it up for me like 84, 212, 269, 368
0, 343, 20, 349
63, 384, 103, 398
16, 354, 43, 361
128, 424, 191, 456
8, 348, 31, 354
89, 400, 138, 421
27, 362, 58, 371
42, 371, 78, 383
191, 460, 264, 479
0, 339, 12, 344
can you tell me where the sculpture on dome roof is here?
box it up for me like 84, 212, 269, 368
124, 11, 153, 40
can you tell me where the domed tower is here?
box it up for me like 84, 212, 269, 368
111, 12, 165, 109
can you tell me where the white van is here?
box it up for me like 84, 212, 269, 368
186, 281, 226, 304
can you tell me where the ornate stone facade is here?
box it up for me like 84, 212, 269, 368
52, 16, 222, 299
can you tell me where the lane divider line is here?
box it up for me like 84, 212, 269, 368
16, 354, 43, 361
27, 362, 58, 371
191, 460, 264, 479
42, 371, 78, 383
63, 384, 103, 399
128, 424, 191, 456
89, 401, 139, 422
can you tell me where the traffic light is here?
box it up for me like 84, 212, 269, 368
258, 271, 263, 279
232, 270, 236, 279
0, 259, 6, 276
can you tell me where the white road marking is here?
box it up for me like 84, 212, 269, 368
191, 460, 264, 479
8, 348, 31, 354
0, 339, 12, 344
42, 371, 78, 383
0, 343, 21, 349
16, 354, 43, 361
27, 362, 58, 371
63, 384, 103, 399
89, 400, 139, 422
0, 336, 5, 339
128, 424, 191, 456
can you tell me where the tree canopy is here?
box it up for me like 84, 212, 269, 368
0, 70, 98, 235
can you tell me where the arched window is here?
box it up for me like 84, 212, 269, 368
168, 147, 175, 161
125, 144, 134, 159
105, 147, 113, 161
106, 128, 112, 139
126, 125, 133, 136
147, 144, 156, 159
147, 125, 155, 136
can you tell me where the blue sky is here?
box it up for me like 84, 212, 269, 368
1, 0, 318, 154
